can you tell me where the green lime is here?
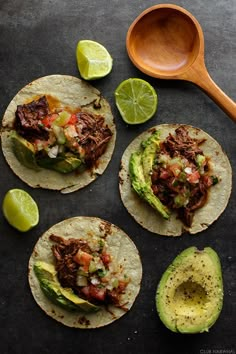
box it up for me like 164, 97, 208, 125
2, 189, 39, 232
114, 78, 158, 124
76, 40, 113, 80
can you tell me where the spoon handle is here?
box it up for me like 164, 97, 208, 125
191, 66, 236, 123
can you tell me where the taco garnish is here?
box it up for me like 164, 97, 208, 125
143, 125, 219, 227
119, 124, 232, 236
47, 234, 130, 309
1, 75, 116, 193
28, 217, 142, 328
14, 95, 112, 170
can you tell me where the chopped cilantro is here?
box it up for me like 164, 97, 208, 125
97, 269, 107, 278
211, 176, 219, 185
98, 239, 104, 252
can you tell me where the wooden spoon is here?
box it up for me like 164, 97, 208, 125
126, 4, 236, 122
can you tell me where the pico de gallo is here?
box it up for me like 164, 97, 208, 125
151, 126, 219, 226
50, 234, 130, 309
14, 95, 112, 170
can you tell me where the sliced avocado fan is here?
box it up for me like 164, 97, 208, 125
141, 130, 160, 185
129, 130, 170, 220
156, 247, 224, 333
37, 155, 81, 173
11, 132, 81, 174
11, 131, 39, 170
34, 261, 99, 312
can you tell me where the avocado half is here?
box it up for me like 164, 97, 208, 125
156, 247, 223, 333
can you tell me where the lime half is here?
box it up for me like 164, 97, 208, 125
2, 189, 39, 232
76, 40, 113, 80
114, 78, 158, 124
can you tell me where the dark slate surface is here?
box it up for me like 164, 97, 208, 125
0, 1, 235, 353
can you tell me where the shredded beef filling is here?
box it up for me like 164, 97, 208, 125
49, 235, 126, 308
76, 112, 112, 166
15, 96, 49, 141
14, 96, 112, 168
162, 126, 206, 161
50, 234, 90, 288
151, 127, 213, 227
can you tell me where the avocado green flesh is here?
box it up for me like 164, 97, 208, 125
141, 131, 160, 185
129, 132, 171, 220
40, 279, 78, 311
156, 247, 223, 333
37, 156, 81, 173
34, 261, 99, 313
11, 132, 81, 173
11, 132, 39, 170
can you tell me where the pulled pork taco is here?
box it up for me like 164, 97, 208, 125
119, 124, 232, 236
28, 217, 142, 328
1, 75, 116, 193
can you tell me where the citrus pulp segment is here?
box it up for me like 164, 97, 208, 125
2, 189, 39, 232
114, 78, 158, 124
76, 40, 113, 80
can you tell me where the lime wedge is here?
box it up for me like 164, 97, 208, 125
2, 189, 39, 232
76, 40, 113, 80
114, 78, 158, 124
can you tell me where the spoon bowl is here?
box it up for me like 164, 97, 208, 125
127, 5, 201, 77
126, 4, 236, 122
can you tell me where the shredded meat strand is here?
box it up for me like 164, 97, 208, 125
75, 112, 112, 166
15, 96, 113, 167
49, 234, 127, 308
15, 96, 49, 141
163, 126, 206, 161
50, 234, 90, 288
151, 127, 212, 227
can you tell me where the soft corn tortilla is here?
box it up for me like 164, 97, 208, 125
28, 216, 142, 328
119, 124, 232, 236
1, 75, 116, 193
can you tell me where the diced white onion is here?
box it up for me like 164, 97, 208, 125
184, 167, 192, 174
48, 145, 59, 158
91, 277, 100, 285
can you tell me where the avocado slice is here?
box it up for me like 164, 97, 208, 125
129, 150, 170, 220
156, 247, 223, 333
11, 131, 81, 173
11, 132, 39, 170
141, 130, 160, 185
39, 279, 78, 311
37, 155, 81, 173
34, 261, 99, 312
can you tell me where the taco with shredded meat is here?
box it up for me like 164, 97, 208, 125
1, 75, 116, 193
28, 216, 142, 328
119, 124, 232, 236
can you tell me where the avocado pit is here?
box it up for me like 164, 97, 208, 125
156, 247, 223, 333
174, 280, 208, 316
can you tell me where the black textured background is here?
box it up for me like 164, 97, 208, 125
0, 1, 235, 354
